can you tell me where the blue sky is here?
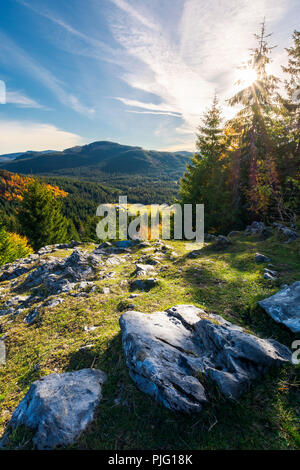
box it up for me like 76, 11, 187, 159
0, 0, 299, 154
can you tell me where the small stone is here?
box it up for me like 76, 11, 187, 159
25, 308, 40, 325
101, 287, 110, 294
84, 326, 99, 332
129, 293, 140, 299
0, 337, 6, 365
264, 272, 277, 281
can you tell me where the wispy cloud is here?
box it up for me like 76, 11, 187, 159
0, 30, 95, 116
109, 0, 159, 31
114, 97, 182, 116
0, 120, 83, 153
16, 0, 120, 64
108, 0, 292, 149
6, 90, 45, 109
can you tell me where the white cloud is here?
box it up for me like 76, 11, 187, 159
0, 120, 83, 154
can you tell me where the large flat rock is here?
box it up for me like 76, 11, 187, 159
120, 305, 291, 413
259, 282, 300, 333
3, 368, 107, 449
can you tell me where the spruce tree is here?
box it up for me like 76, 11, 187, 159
227, 20, 280, 220
180, 95, 232, 232
18, 180, 69, 250
277, 30, 300, 220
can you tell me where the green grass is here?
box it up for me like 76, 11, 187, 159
0, 234, 299, 450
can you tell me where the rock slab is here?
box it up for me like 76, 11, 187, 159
259, 282, 300, 333
120, 305, 291, 413
5, 368, 107, 449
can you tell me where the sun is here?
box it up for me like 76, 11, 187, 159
236, 67, 258, 88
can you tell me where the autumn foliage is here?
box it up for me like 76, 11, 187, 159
0, 228, 33, 266
0, 170, 68, 202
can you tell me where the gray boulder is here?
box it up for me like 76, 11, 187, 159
255, 253, 271, 263
259, 282, 300, 333
120, 305, 291, 413
213, 235, 231, 250
4, 369, 107, 449
134, 264, 156, 277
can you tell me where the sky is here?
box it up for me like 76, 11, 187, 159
0, 0, 299, 154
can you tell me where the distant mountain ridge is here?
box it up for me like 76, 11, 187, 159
0, 150, 54, 163
0, 141, 192, 178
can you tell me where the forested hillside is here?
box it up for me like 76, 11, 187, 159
0, 141, 191, 179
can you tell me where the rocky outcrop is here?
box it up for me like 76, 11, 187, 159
259, 282, 300, 333
2, 369, 107, 449
120, 305, 291, 413
19, 249, 101, 293
0, 254, 39, 282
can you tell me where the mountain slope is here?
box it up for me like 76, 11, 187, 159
0, 141, 192, 178
0, 233, 299, 449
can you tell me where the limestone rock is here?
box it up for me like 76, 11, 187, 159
4, 369, 107, 449
120, 305, 291, 413
259, 282, 300, 333
134, 264, 156, 277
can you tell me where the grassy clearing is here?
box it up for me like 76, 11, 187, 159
0, 234, 299, 450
